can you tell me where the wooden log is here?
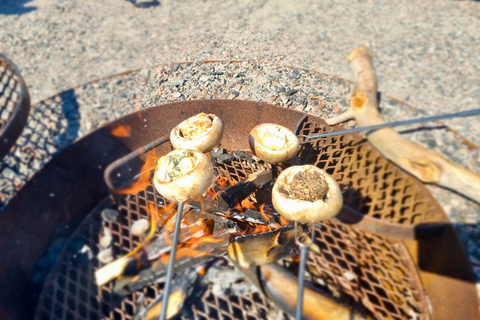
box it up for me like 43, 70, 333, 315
327, 46, 480, 203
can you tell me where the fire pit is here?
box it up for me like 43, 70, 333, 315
0, 100, 478, 320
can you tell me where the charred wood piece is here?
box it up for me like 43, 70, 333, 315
133, 266, 203, 320
234, 261, 371, 320
219, 169, 272, 208
209, 147, 255, 164
228, 226, 298, 268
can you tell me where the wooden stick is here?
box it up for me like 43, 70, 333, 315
328, 46, 480, 203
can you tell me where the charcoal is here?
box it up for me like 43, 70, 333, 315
235, 150, 254, 163
210, 147, 236, 164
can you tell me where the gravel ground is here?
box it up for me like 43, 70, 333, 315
1, 0, 480, 310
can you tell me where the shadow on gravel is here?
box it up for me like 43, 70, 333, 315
0, 0, 36, 15
128, 0, 161, 8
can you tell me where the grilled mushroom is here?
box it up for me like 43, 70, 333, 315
272, 165, 343, 223
249, 123, 300, 163
170, 113, 224, 153
154, 149, 214, 201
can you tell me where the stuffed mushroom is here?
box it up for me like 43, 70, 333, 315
249, 123, 299, 163
170, 113, 224, 153
154, 149, 214, 202
272, 165, 343, 223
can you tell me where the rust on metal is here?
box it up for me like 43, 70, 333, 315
0, 100, 477, 320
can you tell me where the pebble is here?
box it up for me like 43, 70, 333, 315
97, 247, 114, 264
79, 244, 93, 260
101, 208, 120, 223
100, 228, 112, 248
286, 89, 298, 96
344, 271, 356, 281
131, 219, 150, 236
2, 168, 16, 180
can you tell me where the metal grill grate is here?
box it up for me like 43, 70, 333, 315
296, 117, 438, 225
304, 221, 428, 320
35, 138, 433, 320
0, 91, 76, 209
0, 58, 21, 130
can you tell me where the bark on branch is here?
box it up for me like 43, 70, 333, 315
327, 46, 480, 203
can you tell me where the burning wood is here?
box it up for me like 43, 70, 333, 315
100, 152, 345, 319
235, 261, 371, 320
133, 266, 202, 320
228, 226, 298, 268
218, 169, 272, 208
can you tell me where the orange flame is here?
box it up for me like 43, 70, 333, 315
145, 202, 159, 241
280, 215, 291, 226
110, 124, 132, 137
250, 225, 272, 235
258, 203, 271, 226
115, 149, 159, 195
241, 199, 256, 210
126, 201, 175, 258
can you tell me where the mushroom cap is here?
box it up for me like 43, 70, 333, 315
153, 149, 214, 202
272, 165, 343, 223
249, 123, 300, 163
170, 113, 224, 153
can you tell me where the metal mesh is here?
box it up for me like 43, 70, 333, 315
0, 57, 21, 130
296, 117, 436, 225
304, 221, 428, 320
185, 290, 289, 320
0, 91, 80, 209
35, 144, 431, 320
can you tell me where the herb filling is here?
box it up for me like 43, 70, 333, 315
288, 171, 329, 202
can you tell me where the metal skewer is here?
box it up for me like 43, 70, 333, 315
159, 200, 184, 320
297, 108, 480, 144
294, 221, 315, 320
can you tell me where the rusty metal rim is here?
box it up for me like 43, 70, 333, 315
0, 100, 477, 320
0, 53, 31, 160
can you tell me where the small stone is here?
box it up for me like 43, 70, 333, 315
131, 219, 150, 236
100, 228, 112, 248
286, 89, 298, 96
229, 89, 240, 96
157, 77, 168, 85
97, 247, 114, 264
166, 79, 184, 87
79, 245, 93, 260
2, 168, 16, 180
344, 271, 356, 281
101, 208, 119, 223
